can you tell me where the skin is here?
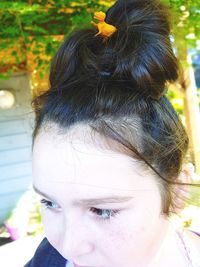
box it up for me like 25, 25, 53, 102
32, 125, 199, 267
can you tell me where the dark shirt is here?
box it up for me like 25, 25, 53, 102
24, 238, 66, 267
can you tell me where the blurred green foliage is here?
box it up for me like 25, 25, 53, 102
165, 0, 200, 51
0, 0, 114, 78
0, 0, 200, 77
0, 0, 199, 106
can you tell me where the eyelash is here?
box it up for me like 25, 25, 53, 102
40, 199, 61, 212
40, 199, 120, 222
89, 207, 120, 222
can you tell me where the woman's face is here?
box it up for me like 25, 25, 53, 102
32, 126, 168, 267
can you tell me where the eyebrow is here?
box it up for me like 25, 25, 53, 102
32, 185, 133, 205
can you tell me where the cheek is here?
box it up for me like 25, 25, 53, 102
103, 208, 158, 253
98, 220, 141, 267
103, 217, 137, 251
100, 218, 155, 267
108, 228, 134, 250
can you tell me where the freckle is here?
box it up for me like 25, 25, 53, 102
108, 229, 131, 246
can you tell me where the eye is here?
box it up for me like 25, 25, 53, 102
89, 207, 120, 222
40, 199, 62, 212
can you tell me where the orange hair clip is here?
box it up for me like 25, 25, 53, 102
91, 11, 117, 38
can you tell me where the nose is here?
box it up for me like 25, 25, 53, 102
60, 216, 94, 260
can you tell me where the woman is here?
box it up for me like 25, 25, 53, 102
25, 0, 200, 266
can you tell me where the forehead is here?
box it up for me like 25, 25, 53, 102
32, 125, 156, 193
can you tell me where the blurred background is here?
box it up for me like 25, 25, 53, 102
0, 0, 200, 266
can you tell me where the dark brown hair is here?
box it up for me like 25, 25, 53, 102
31, 0, 195, 215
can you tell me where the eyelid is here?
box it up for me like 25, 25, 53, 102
35, 190, 57, 204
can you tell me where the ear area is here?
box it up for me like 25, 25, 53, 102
182, 163, 195, 178
172, 163, 195, 213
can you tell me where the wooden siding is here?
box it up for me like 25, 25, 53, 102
0, 73, 34, 225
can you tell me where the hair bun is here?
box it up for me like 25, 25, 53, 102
50, 0, 179, 100
101, 0, 179, 99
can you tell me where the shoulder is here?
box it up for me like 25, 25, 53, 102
24, 238, 67, 267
